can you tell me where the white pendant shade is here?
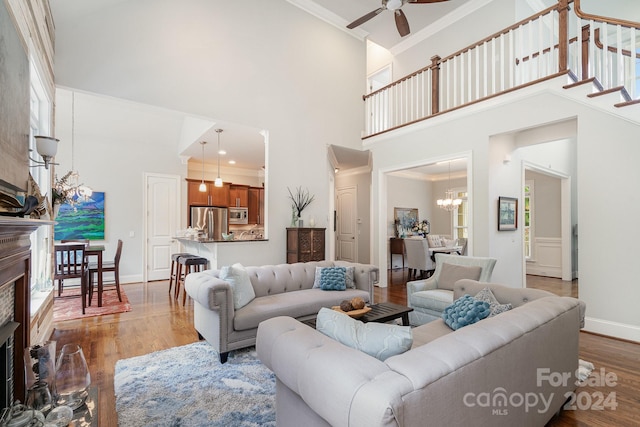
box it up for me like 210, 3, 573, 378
214, 177, 223, 188
35, 136, 59, 157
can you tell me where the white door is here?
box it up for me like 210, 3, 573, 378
145, 173, 180, 281
336, 186, 357, 262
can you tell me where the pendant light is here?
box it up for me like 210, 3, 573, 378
214, 129, 223, 188
199, 141, 207, 192
437, 161, 462, 211
67, 93, 93, 200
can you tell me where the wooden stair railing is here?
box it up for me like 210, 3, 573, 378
362, 0, 639, 139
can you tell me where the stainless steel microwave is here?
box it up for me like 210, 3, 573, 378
229, 207, 248, 224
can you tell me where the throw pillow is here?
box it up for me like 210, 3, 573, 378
473, 287, 512, 317
219, 263, 256, 309
313, 266, 356, 289
427, 235, 443, 248
318, 267, 347, 291
316, 307, 413, 361
437, 263, 482, 291
442, 294, 491, 330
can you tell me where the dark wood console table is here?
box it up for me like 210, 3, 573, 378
390, 237, 405, 268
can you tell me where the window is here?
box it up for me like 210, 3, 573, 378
452, 188, 468, 239
524, 181, 533, 260
29, 61, 53, 293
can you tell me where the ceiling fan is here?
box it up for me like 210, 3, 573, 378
347, 0, 450, 37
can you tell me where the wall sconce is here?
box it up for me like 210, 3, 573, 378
30, 136, 59, 169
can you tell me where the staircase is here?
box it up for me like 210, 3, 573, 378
362, 0, 639, 139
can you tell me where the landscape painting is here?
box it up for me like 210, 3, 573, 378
54, 192, 105, 240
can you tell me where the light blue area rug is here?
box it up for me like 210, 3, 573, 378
114, 342, 275, 426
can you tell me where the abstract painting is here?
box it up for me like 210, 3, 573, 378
54, 192, 105, 240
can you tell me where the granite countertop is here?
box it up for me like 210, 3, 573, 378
175, 236, 267, 243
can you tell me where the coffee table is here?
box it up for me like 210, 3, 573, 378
303, 302, 413, 328
359, 302, 413, 326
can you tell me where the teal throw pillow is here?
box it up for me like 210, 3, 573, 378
219, 263, 256, 309
442, 294, 491, 330
316, 307, 413, 361
313, 266, 355, 289
319, 267, 347, 291
473, 287, 512, 317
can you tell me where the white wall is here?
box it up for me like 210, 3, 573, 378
52, 0, 366, 273
54, 89, 188, 283
367, 77, 640, 341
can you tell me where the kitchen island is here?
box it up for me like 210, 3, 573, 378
175, 236, 268, 270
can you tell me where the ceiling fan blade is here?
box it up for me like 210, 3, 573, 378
407, 0, 450, 3
347, 7, 385, 29
395, 9, 410, 37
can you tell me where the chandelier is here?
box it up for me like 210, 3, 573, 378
437, 162, 462, 212
54, 92, 92, 205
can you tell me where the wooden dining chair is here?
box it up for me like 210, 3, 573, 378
88, 239, 123, 304
53, 243, 90, 314
56, 240, 89, 296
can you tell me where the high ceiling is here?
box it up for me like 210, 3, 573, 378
290, 0, 473, 49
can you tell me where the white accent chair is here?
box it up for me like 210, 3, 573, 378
404, 238, 434, 280
407, 253, 497, 325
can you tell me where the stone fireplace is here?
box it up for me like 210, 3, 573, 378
0, 217, 53, 408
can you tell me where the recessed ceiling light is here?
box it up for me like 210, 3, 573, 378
228, 160, 236, 165
218, 149, 226, 155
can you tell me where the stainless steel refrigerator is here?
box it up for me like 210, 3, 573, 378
190, 206, 228, 240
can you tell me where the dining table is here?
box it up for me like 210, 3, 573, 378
428, 245, 463, 261
85, 245, 105, 307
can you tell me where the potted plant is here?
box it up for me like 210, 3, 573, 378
287, 186, 314, 227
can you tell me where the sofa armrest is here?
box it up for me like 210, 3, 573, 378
185, 270, 234, 315
334, 261, 379, 302
257, 316, 411, 427
406, 276, 437, 294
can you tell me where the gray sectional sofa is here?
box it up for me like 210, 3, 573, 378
257, 280, 586, 427
185, 260, 379, 362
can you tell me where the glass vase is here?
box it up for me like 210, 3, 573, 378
53, 344, 91, 410
24, 341, 56, 390
25, 381, 53, 414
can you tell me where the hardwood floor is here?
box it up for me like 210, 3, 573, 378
50, 274, 638, 426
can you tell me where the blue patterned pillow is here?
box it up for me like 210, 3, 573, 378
442, 294, 491, 330
313, 266, 355, 289
319, 267, 347, 291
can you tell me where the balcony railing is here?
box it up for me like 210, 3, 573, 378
363, 0, 640, 138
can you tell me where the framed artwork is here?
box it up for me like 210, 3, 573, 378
498, 196, 517, 231
394, 207, 418, 229
54, 192, 105, 240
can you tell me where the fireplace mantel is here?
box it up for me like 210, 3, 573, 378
0, 217, 54, 404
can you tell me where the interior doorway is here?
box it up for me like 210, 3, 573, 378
336, 186, 358, 262
144, 173, 181, 282
522, 163, 573, 285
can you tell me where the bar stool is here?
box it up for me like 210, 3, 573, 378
169, 253, 194, 296
176, 256, 208, 305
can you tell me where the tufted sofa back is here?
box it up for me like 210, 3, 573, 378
205, 261, 379, 301
245, 261, 334, 297
455, 279, 556, 308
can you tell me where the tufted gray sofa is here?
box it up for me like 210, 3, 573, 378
257, 280, 586, 427
185, 260, 379, 363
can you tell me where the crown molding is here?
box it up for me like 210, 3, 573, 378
286, 0, 368, 41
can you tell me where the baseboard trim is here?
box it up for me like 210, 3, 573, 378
121, 274, 144, 284
584, 316, 640, 343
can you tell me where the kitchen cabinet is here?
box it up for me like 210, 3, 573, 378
287, 228, 325, 263
248, 187, 264, 225
229, 184, 249, 207
187, 179, 230, 225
